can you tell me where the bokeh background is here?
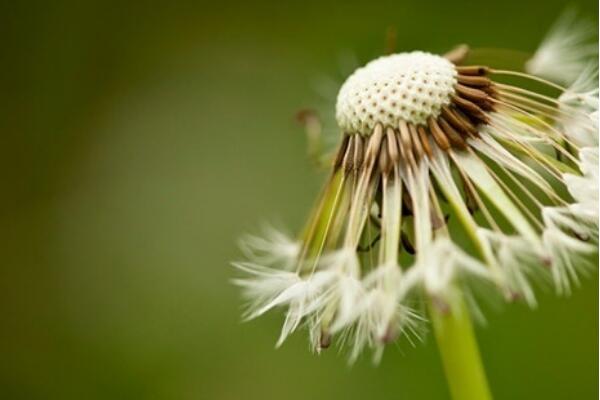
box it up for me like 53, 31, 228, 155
2, 1, 598, 399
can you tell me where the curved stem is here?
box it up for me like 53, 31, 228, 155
430, 297, 493, 400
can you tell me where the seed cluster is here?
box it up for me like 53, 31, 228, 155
336, 52, 457, 134
334, 61, 498, 169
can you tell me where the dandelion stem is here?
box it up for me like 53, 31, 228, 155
430, 296, 493, 400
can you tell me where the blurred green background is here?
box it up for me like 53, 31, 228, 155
1, 1, 598, 399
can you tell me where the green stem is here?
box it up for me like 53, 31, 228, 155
430, 297, 493, 400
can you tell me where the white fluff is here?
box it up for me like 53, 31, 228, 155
565, 146, 599, 221
558, 63, 599, 146
542, 206, 598, 296
238, 225, 300, 268
407, 237, 491, 312
478, 229, 546, 307
345, 263, 422, 363
526, 10, 598, 85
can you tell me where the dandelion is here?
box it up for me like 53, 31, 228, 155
233, 12, 598, 400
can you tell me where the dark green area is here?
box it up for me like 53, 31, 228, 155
1, 1, 597, 399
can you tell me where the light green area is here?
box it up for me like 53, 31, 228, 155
431, 296, 493, 400
1, 1, 597, 399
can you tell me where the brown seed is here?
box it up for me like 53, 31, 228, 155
456, 65, 489, 76
319, 331, 332, 349
386, 127, 399, 165
416, 125, 433, 158
457, 74, 491, 87
451, 94, 489, 122
481, 84, 498, 97
334, 134, 350, 170
451, 107, 479, 136
353, 134, 364, 172
441, 105, 476, 136
378, 137, 392, 175
408, 123, 424, 161
342, 135, 356, 172
455, 83, 490, 104
394, 129, 405, 162
398, 120, 416, 163
363, 124, 384, 167
427, 117, 451, 151
439, 117, 467, 149
454, 107, 482, 135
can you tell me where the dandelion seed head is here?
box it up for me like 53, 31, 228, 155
336, 52, 457, 134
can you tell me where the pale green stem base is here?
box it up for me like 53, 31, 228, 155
430, 298, 493, 400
